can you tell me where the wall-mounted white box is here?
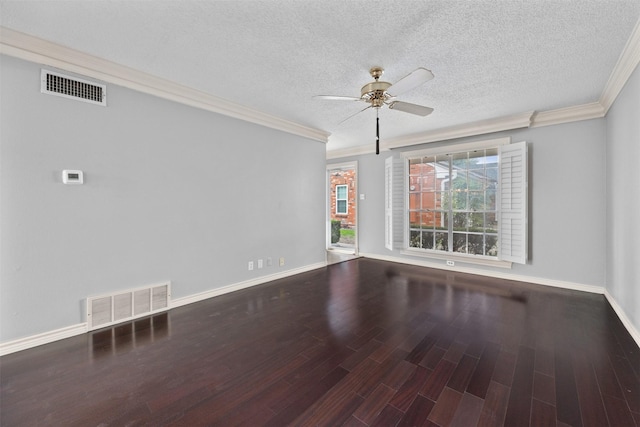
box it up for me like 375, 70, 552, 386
62, 170, 83, 184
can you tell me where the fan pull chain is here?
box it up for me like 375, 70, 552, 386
376, 109, 380, 155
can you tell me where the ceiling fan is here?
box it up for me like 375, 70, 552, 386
316, 66, 434, 154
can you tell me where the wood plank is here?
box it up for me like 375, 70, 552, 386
601, 393, 636, 427
419, 359, 457, 401
369, 404, 405, 427
397, 394, 435, 427
573, 352, 609, 427
492, 348, 517, 387
352, 383, 396, 425
450, 392, 484, 427
427, 387, 463, 426
533, 372, 556, 406
447, 354, 479, 393
555, 348, 584, 427
504, 345, 535, 426
477, 381, 510, 427
466, 341, 500, 399
419, 346, 446, 370
389, 365, 432, 412
530, 398, 557, 426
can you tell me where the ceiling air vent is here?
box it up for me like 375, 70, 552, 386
41, 69, 106, 106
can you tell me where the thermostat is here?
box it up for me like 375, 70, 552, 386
62, 170, 84, 184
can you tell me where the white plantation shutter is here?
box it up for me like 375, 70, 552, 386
385, 156, 405, 251
499, 141, 528, 264
385, 157, 393, 250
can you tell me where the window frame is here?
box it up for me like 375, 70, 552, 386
397, 137, 525, 268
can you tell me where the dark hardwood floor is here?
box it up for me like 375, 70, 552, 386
1, 258, 639, 426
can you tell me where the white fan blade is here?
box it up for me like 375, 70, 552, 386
387, 68, 434, 97
315, 95, 362, 101
388, 101, 434, 116
338, 105, 372, 125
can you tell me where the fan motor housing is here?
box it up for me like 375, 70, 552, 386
361, 81, 392, 107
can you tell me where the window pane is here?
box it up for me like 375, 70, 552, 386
337, 200, 347, 213
486, 167, 498, 184
486, 213, 498, 233
421, 174, 436, 191
409, 212, 419, 227
453, 212, 467, 232
419, 211, 437, 229
436, 157, 449, 180
469, 191, 484, 210
422, 231, 434, 249
435, 232, 448, 251
409, 193, 420, 210
336, 186, 347, 199
453, 233, 467, 253
468, 234, 484, 255
486, 189, 497, 210
421, 192, 436, 210
452, 190, 468, 210
452, 152, 468, 169
409, 158, 422, 175
409, 229, 421, 248
435, 191, 446, 210
485, 149, 498, 167
485, 235, 498, 256
469, 213, 484, 231
468, 150, 486, 170
409, 176, 421, 192
452, 174, 468, 192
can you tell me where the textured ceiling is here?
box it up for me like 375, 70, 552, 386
1, 1, 639, 153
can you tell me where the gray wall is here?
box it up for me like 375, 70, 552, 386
0, 55, 327, 342
330, 119, 608, 287
606, 64, 640, 333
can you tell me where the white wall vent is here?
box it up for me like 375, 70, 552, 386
87, 282, 170, 330
41, 69, 106, 106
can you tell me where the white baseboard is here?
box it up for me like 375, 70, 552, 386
171, 262, 327, 308
0, 323, 88, 357
604, 290, 640, 348
360, 252, 604, 294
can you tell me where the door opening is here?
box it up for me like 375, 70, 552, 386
327, 162, 358, 255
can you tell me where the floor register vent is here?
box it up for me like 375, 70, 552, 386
41, 69, 107, 106
87, 282, 170, 330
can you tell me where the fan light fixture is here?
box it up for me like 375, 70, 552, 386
316, 67, 434, 154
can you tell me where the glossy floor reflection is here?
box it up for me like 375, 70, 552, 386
1, 259, 638, 426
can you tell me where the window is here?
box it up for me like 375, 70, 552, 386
336, 185, 348, 214
408, 148, 499, 256
389, 138, 527, 265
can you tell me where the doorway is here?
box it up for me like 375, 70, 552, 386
327, 162, 358, 257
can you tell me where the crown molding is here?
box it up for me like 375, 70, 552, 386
384, 111, 534, 150
530, 102, 606, 128
326, 143, 382, 159
0, 27, 330, 144
600, 18, 640, 113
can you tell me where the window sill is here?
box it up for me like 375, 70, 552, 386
400, 249, 513, 269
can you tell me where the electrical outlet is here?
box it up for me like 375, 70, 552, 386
446, 260, 455, 267
266, 257, 272, 267
279, 257, 285, 267
257, 259, 263, 269
248, 261, 254, 271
